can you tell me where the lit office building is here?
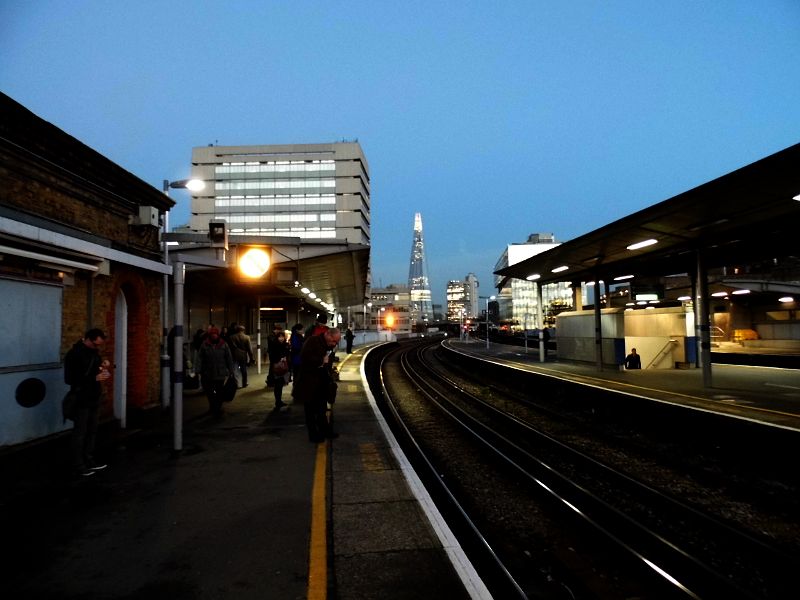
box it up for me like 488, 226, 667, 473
190, 142, 369, 244
447, 273, 480, 322
494, 233, 572, 329
446, 280, 467, 322
465, 272, 479, 318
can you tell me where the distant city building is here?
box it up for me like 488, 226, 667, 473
446, 280, 467, 322
446, 272, 480, 322
368, 284, 412, 336
465, 272, 479, 318
494, 233, 572, 328
407, 212, 433, 324
190, 142, 370, 244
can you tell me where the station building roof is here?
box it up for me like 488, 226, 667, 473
495, 143, 800, 292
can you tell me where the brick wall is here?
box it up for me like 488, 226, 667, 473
2, 92, 173, 422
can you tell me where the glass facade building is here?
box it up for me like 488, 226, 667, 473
407, 212, 433, 324
494, 233, 573, 329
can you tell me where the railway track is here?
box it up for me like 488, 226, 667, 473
371, 339, 797, 599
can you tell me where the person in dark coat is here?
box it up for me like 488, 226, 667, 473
293, 327, 341, 442
267, 329, 290, 409
624, 348, 642, 370
345, 327, 355, 353
195, 326, 235, 417
228, 325, 253, 388
64, 328, 111, 477
288, 323, 305, 381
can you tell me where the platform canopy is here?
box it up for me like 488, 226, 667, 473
170, 234, 371, 314
496, 143, 800, 289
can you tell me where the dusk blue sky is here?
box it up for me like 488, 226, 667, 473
2, 1, 799, 307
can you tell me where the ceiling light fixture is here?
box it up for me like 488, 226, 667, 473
626, 239, 658, 251
614, 274, 634, 281
551, 265, 569, 273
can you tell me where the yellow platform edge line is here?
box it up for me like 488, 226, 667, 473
307, 441, 328, 600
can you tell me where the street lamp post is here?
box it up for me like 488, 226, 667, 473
161, 178, 205, 409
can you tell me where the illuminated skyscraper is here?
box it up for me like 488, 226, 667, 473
407, 212, 433, 323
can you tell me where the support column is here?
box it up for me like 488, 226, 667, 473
572, 282, 583, 310
594, 285, 603, 371
537, 282, 546, 362
256, 295, 262, 375
161, 207, 171, 409
172, 261, 185, 453
696, 250, 713, 387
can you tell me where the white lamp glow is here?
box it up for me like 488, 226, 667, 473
238, 248, 270, 278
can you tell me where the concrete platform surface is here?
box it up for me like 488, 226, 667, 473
0, 345, 479, 600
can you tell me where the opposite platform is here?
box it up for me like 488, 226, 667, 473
447, 339, 800, 431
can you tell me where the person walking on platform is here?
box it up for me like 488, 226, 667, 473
267, 329, 290, 409
228, 325, 253, 388
293, 327, 341, 442
196, 326, 235, 417
64, 328, 111, 477
345, 327, 355, 353
624, 347, 642, 370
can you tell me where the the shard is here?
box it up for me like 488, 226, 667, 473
407, 212, 433, 323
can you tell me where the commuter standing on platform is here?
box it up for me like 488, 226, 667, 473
624, 347, 642, 370
64, 328, 111, 477
305, 313, 329, 338
293, 327, 341, 442
228, 325, 253, 388
267, 329, 290, 409
345, 327, 355, 353
196, 326, 235, 417
288, 323, 304, 381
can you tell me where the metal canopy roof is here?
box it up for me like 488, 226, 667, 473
283, 245, 370, 309
496, 143, 800, 288
174, 235, 370, 313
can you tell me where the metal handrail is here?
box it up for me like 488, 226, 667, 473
645, 339, 678, 370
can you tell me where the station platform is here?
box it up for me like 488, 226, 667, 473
1, 345, 484, 600
447, 339, 800, 432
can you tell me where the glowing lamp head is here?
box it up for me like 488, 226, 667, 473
238, 247, 270, 278
385, 314, 395, 328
